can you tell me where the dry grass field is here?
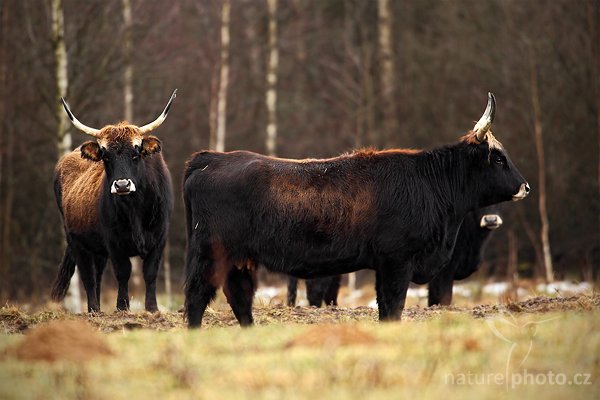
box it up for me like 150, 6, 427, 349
0, 294, 598, 399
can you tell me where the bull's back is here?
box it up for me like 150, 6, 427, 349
184, 150, 379, 269
55, 150, 104, 233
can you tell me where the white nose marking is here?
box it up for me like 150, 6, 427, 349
111, 179, 136, 195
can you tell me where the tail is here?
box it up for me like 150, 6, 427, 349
51, 245, 77, 301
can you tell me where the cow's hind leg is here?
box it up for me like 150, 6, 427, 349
71, 246, 99, 313
224, 267, 256, 327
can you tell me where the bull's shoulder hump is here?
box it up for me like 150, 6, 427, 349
55, 150, 104, 185
55, 150, 104, 232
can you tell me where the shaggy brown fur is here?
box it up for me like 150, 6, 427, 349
98, 122, 143, 148
55, 152, 104, 233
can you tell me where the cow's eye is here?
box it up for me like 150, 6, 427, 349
492, 154, 505, 165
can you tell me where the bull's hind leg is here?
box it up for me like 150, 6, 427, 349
287, 277, 298, 306
306, 278, 326, 307
185, 247, 217, 328
71, 247, 100, 313
110, 254, 132, 311
223, 267, 256, 327
324, 275, 341, 306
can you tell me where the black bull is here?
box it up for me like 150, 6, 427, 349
183, 98, 529, 327
51, 92, 176, 313
287, 206, 502, 308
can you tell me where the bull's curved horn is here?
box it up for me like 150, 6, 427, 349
139, 89, 177, 134
473, 92, 496, 142
61, 98, 102, 138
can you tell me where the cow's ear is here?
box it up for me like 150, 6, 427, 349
80, 141, 102, 162
142, 136, 161, 156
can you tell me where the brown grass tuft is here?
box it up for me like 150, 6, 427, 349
286, 324, 376, 348
5, 320, 113, 363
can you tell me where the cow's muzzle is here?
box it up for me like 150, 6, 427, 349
111, 179, 136, 195
480, 214, 503, 230
512, 183, 530, 201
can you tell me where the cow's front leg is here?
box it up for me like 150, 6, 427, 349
377, 265, 412, 321
111, 254, 132, 311
142, 242, 165, 312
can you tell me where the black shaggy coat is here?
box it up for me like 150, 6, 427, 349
183, 135, 527, 327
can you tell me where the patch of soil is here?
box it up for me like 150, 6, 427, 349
1, 294, 598, 334
286, 324, 376, 348
4, 320, 113, 363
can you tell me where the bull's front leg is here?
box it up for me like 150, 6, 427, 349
428, 263, 456, 306
141, 241, 165, 312
375, 270, 387, 319
111, 253, 132, 311
377, 264, 412, 321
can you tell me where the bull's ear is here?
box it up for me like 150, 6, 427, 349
80, 141, 102, 162
141, 136, 162, 156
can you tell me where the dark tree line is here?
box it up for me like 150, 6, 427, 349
0, 0, 598, 303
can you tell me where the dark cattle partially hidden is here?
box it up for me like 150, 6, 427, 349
183, 93, 530, 328
288, 207, 502, 308
51, 91, 176, 312
428, 206, 502, 306
287, 276, 341, 307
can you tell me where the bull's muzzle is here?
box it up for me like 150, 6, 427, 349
111, 179, 136, 195
512, 183, 530, 201
480, 214, 503, 230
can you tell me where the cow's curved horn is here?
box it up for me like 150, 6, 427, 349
61, 98, 102, 138
473, 92, 496, 142
139, 89, 177, 134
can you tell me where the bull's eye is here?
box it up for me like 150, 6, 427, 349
132, 154, 139, 161
492, 154, 505, 165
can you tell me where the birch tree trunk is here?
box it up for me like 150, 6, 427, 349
378, 0, 397, 146
528, 45, 554, 283
122, 0, 144, 299
211, 0, 230, 152
265, 0, 278, 156
52, 0, 81, 312
122, 0, 133, 123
